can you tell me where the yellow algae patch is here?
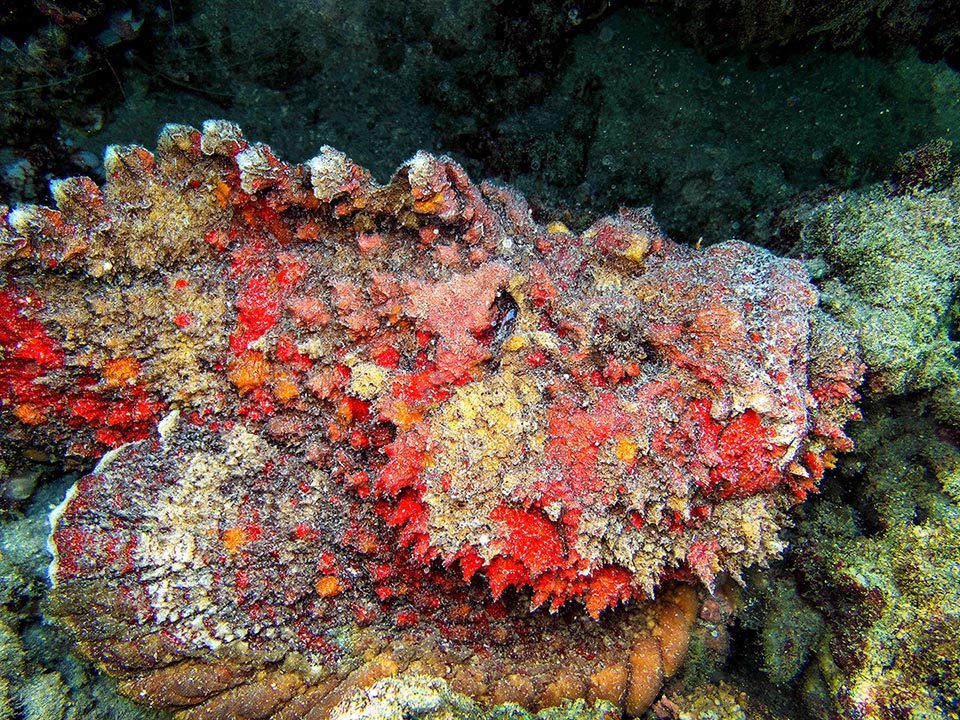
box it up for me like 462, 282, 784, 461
823, 449, 837, 469
501, 333, 527, 352
615, 436, 638, 463
350, 362, 388, 400
423, 369, 547, 559
54, 279, 228, 407
740, 516, 762, 547
622, 233, 652, 263
443, 370, 535, 434
591, 264, 624, 293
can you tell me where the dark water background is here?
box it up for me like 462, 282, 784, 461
2, 1, 959, 245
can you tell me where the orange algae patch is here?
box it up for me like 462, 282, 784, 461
13, 402, 46, 425
212, 180, 231, 208
102, 357, 141, 388
614, 436, 638, 463
314, 575, 342, 598
221, 523, 262, 553
227, 350, 269, 394
221, 527, 247, 553
412, 191, 446, 213
272, 375, 299, 403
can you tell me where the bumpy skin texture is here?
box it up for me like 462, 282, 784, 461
0, 122, 860, 717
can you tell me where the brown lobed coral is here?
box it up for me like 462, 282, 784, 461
0, 121, 861, 717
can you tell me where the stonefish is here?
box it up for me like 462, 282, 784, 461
0, 121, 861, 718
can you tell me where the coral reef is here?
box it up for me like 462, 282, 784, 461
328, 675, 619, 720
889, 138, 954, 195
773, 165, 960, 427
790, 398, 960, 719
0, 121, 860, 717
650, 679, 782, 720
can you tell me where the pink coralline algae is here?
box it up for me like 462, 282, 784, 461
0, 121, 862, 717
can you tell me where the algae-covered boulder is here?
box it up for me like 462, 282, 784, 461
793, 400, 960, 719
776, 169, 960, 427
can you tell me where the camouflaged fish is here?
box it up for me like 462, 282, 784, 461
0, 121, 862, 718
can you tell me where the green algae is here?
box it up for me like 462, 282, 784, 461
782, 169, 960, 426
741, 575, 825, 687
788, 399, 960, 719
